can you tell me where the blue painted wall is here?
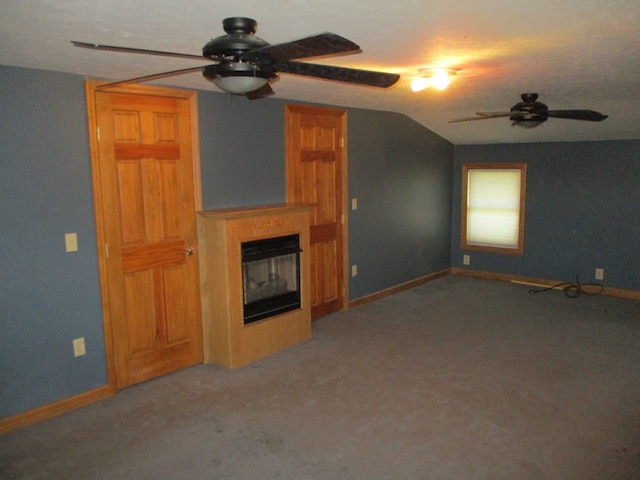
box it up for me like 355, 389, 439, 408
0, 65, 452, 418
348, 109, 453, 298
0, 67, 107, 417
452, 142, 640, 290
197, 92, 286, 209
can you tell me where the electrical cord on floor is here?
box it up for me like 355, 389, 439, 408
528, 271, 604, 298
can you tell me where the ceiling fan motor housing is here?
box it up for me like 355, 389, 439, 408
510, 93, 548, 127
202, 61, 274, 82
202, 17, 269, 59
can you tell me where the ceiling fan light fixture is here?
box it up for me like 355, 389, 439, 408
212, 75, 269, 94
411, 68, 457, 92
203, 62, 272, 94
512, 118, 546, 128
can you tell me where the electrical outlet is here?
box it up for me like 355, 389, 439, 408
595, 268, 604, 281
463, 254, 471, 266
73, 337, 86, 357
351, 264, 358, 277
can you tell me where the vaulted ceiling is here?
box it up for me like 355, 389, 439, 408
2, 0, 639, 144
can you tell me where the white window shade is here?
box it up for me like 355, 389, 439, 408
466, 169, 522, 248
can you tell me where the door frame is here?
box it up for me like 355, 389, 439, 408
84, 80, 203, 392
284, 103, 350, 313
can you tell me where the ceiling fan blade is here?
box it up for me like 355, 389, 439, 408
245, 82, 275, 100
95, 66, 207, 89
547, 110, 608, 121
476, 112, 521, 117
277, 61, 399, 88
71, 41, 208, 61
449, 112, 514, 123
243, 33, 361, 64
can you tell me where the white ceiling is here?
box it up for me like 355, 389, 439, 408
2, 0, 639, 144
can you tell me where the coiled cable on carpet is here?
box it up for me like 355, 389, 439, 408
528, 271, 604, 298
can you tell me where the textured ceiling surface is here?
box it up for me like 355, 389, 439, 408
2, 0, 639, 144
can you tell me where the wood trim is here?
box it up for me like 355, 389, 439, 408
461, 163, 527, 256
349, 267, 640, 308
340, 111, 349, 310
348, 270, 449, 308
450, 267, 640, 300
85, 80, 118, 390
0, 385, 113, 434
189, 92, 203, 211
91, 81, 193, 98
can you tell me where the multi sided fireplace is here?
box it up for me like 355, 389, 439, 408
242, 234, 301, 324
197, 204, 312, 368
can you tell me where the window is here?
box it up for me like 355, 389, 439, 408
461, 163, 527, 255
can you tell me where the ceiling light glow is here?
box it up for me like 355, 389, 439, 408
411, 68, 457, 92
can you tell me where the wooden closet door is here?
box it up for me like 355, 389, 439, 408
90, 83, 202, 388
285, 104, 348, 319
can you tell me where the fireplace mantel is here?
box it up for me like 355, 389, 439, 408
196, 204, 312, 368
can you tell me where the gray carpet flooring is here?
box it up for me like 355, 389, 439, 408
2, 276, 640, 479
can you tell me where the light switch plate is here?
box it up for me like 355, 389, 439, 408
73, 337, 86, 357
65, 233, 78, 252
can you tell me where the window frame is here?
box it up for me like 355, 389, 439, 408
461, 162, 527, 256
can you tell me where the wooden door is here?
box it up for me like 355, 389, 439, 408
87, 82, 203, 389
285, 104, 348, 319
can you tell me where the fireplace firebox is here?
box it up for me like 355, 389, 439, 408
242, 234, 301, 324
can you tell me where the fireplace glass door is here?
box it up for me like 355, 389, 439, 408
241, 234, 301, 324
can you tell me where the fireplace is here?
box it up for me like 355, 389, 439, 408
197, 204, 312, 368
242, 234, 301, 324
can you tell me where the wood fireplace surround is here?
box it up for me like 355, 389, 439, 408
196, 204, 312, 368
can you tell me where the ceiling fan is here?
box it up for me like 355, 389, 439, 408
72, 17, 400, 99
449, 93, 608, 128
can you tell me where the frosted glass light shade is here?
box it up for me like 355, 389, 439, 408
213, 76, 269, 94
430, 70, 451, 90
411, 68, 456, 92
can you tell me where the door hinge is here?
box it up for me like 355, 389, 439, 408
105, 243, 109, 258
340, 214, 345, 224
96, 127, 101, 142
340, 137, 345, 148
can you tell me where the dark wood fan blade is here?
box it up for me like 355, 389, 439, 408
95, 66, 207, 90
71, 41, 209, 61
242, 33, 361, 64
277, 61, 399, 88
245, 82, 275, 100
547, 110, 608, 121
